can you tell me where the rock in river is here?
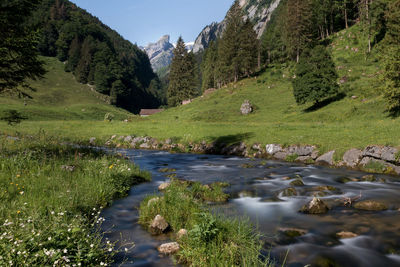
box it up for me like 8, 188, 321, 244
354, 200, 388, 211
158, 242, 180, 254
150, 215, 169, 234
300, 197, 329, 214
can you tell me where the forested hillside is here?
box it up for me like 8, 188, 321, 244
31, 0, 164, 113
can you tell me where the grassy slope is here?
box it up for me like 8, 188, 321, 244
2, 25, 400, 158
0, 57, 131, 121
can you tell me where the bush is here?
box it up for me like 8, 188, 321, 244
104, 112, 114, 122
292, 46, 339, 105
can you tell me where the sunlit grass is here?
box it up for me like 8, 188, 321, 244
0, 135, 150, 265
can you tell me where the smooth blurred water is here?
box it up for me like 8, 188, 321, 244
101, 149, 400, 267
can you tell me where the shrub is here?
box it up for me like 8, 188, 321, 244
0, 110, 27, 125
292, 46, 339, 105
104, 112, 114, 122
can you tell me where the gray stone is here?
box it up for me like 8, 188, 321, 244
381, 146, 398, 162
265, 144, 282, 155
343, 149, 363, 167
274, 151, 288, 160
158, 242, 180, 254
363, 146, 383, 158
176, 229, 188, 239
316, 151, 335, 165
300, 197, 329, 214
288, 145, 315, 156
89, 137, 96, 145
354, 200, 388, 211
140, 143, 150, 149
158, 182, 170, 191
240, 100, 253, 115
296, 156, 312, 162
150, 215, 169, 234
124, 136, 133, 143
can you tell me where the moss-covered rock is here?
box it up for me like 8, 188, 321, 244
354, 200, 388, 211
290, 179, 305, 186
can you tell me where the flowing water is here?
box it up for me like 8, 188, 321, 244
101, 149, 400, 267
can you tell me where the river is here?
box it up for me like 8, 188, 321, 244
100, 149, 400, 267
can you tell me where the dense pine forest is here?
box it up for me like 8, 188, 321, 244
31, 0, 164, 112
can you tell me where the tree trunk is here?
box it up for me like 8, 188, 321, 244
345, 7, 348, 29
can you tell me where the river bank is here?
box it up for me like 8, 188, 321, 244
0, 135, 150, 266
100, 148, 400, 267
95, 134, 400, 176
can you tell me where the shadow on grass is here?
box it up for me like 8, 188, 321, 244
303, 92, 347, 112
207, 132, 255, 150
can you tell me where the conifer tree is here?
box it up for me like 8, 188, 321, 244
201, 41, 218, 91
292, 45, 339, 105
238, 20, 259, 77
285, 0, 314, 62
0, 0, 46, 92
382, 0, 400, 115
167, 37, 197, 106
217, 2, 243, 85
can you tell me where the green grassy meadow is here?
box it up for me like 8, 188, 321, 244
0, 135, 150, 265
1, 25, 400, 159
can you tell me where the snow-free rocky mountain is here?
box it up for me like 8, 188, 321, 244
192, 0, 282, 53
143, 35, 194, 72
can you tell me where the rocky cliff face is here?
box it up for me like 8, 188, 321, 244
144, 35, 174, 71
144, 35, 194, 71
193, 0, 281, 53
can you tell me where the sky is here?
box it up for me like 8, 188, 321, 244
70, 0, 234, 47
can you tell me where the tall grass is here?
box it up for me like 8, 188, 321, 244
139, 181, 275, 267
0, 135, 150, 266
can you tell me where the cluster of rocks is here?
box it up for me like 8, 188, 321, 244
99, 134, 400, 175
147, 210, 187, 255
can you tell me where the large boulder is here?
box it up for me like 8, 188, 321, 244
316, 151, 335, 165
240, 100, 253, 115
343, 149, 363, 167
300, 197, 329, 214
288, 145, 316, 156
150, 215, 169, 234
158, 242, 180, 254
266, 144, 282, 155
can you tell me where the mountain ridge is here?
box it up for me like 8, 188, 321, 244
193, 0, 281, 53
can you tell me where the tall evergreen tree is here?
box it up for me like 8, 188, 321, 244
382, 0, 400, 115
217, 1, 243, 85
0, 0, 46, 93
237, 20, 259, 77
167, 37, 197, 107
285, 0, 314, 62
201, 41, 218, 91
292, 45, 339, 105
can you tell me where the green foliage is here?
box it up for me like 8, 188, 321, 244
381, 0, 400, 115
202, 3, 259, 88
0, 110, 27, 125
0, 136, 150, 265
293, 45, 339, 105
31, 0, 162, 112
104, 112, 114, 122
139, 181, 273, 267
167, 37, 198, 107
284, 0, 314, 62
0, 0, 46, 92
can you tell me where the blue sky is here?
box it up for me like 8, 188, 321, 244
70, 0, 233, 46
